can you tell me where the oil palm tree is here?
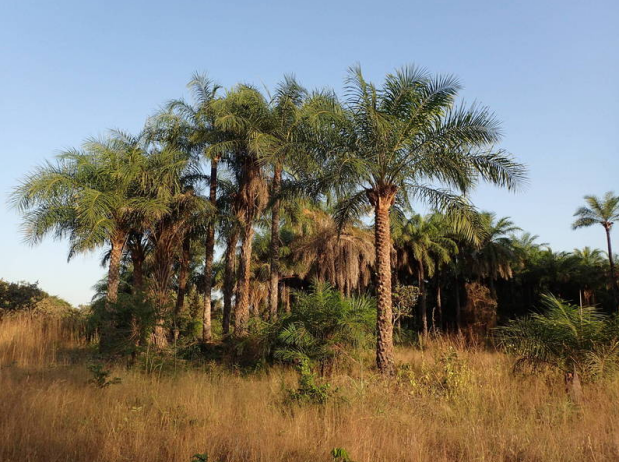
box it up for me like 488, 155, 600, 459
392, 213, 459, 335
468, 212, 521, 294
290, 205, 376, 296
256, 76, 310, 321
165, 73, 222, 342
11, 134, 163, 307
210, 85, 271, 336
572, 192, 619, 289
311, 65, 526, 374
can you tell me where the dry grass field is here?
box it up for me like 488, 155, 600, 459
0, 315, 617, 462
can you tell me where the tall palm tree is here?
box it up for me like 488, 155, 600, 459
166, 73, 222, 342
11, 134, 158, 306
468, 212, 521, 294
256, 76, 310, 321
11, 133, 171, 349
311, 65, 525, 374
572, 191, 619, 289
211, 85, 271, 336
392, 213, 459, 335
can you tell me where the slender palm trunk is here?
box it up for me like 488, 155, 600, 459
604, 225, 617, 292
417, 260, 428, 337
368, 186, 396, 375
235, 221, 255, 336
455, 278, 462, 332
174, 236, 191, 340
436, 279, 443, 331
107, 233, 126, 306
202, 157, 219, 343
222, 230, 238, 335
101, 231, 126, 351
130, 245, 145, 293
268, 165, 282, 321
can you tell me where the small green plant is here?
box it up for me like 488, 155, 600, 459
287, 358, 333, 404
496, 294, 618, 403
190, 454, 208, 462
397, 347, 470, 399
87, 362, 121, 388
331, 447, 355, 462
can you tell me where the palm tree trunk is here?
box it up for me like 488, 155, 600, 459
418, 261, 428, 337
368, 186, 396, 375
101, 231, 126, 352
130, 246, 144, 293
107, 233, 126, 305
455, 278, 462, 332
175, 237, 191, 317
268, 165, 282, 321
222, 230, 238, 335
605, 225, 617, 291
235, 221, 255, 336
436, 280, 443, 331
202, 157, 219, 343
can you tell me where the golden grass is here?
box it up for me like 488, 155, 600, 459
0, 315, 617, 462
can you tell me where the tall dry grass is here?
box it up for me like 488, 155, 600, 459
0, 315, 617, 462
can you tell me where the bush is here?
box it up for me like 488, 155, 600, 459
232, 283, 375, 372
496, 294, 618, 381
274, 282, 375, 370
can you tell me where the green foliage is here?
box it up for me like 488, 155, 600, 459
87, 362, 121, 388
0, 279, 46, 314
274, 283, 375, 367
572, 191, 619, 230
398, 347, 471, 399
331, 447, 355, 462
89, 292, 156, 356
496, 294, 619, 380
190, 455, 209, 462
286, 358, 334, 405
392, 283, 419, 323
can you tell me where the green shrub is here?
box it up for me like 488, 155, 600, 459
274, 282, 375, 369
87, 362, 121, 388
286, 358, 334, 405
496, 294, 618, 382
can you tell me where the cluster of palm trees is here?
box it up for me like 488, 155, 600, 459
15, 64, 615, 375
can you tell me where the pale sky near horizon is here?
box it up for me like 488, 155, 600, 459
0, 0, 618, 306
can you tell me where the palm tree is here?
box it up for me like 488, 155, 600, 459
166, 73, 222, 342
258, 76, 310, 321
468, 212, 521, 294
311, 65, 526, 374
572, 192, 619, 289
497, 294, 618, 404
11, 134, 155, 306
392, 213, 459, 335
211, 85, 271, 336
290, 205, 376, 296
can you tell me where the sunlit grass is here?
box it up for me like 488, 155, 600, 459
0, 315, 617, 462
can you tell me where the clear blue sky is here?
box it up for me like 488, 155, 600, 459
1, 0, 617, 306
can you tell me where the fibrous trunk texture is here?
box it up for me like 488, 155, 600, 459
235, 221, 255, 336
222, 230, 238, 335
234, 156, 265, 336
605, 225, 617, 294
101, 231, 126, 352
268, 165, 282, 321
418, 260, 427, 337
202, 157, 219, 343
368, 185, 397, 375
175, 236, 191, 319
